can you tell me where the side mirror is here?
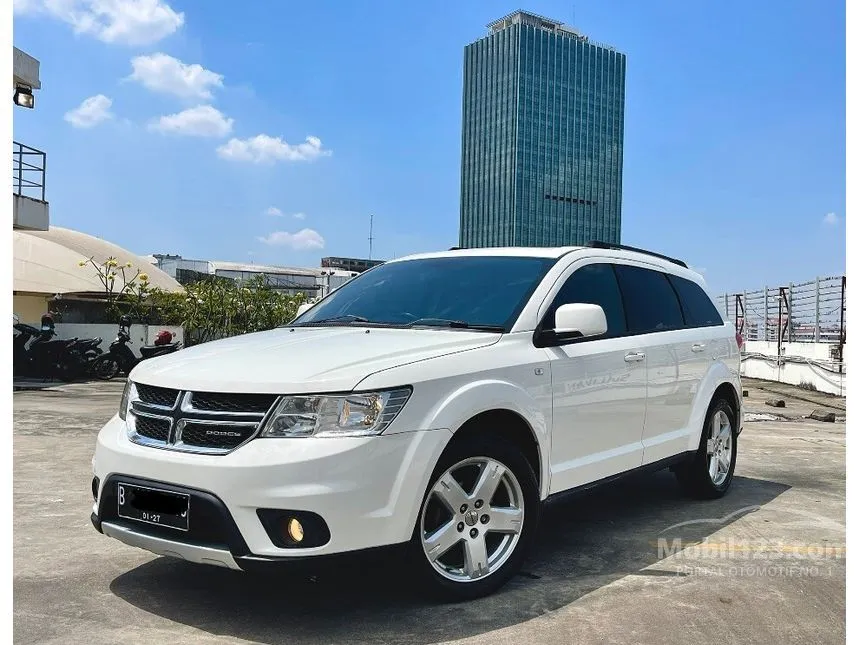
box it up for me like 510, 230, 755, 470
552, 303, 608, 340
295, 303, 313, 318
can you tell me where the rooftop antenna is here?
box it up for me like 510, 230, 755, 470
368, 213, 374, 260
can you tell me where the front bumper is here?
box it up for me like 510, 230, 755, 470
92, 415, 451, 565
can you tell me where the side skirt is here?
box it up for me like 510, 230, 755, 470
544, 451, 695, 507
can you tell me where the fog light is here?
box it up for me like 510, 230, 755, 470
286, 518, 304, 543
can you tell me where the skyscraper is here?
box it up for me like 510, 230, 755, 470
459, 11, 626, 248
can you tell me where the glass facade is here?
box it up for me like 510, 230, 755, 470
460, 12, 626, 248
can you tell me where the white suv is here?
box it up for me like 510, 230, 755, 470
91, 243, 742, 600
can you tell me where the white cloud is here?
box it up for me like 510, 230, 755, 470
264, 207, 307, 219
64, 94, 113, 128
258, 229, 325, 250
129, 53, 223, 99
149, 105, 233, 137
15, 0, 184, 45
216, 135, 331, 164
823, 212, 840, 225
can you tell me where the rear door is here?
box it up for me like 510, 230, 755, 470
645, 274, 731, 461
612, 264, 688, 463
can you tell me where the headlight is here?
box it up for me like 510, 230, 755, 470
119, 380, 137, 420
260, 388, 412, 438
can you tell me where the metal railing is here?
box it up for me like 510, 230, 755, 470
13, 141, 46, 202
718, 275, 846, 357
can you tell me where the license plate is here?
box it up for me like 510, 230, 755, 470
117, 482, 189, 531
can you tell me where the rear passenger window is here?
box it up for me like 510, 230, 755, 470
614, 265, 684, 334
668, 275, 724, 327
546, 263, 626, 337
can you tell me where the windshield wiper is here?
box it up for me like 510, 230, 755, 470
405, 318, 505, 333
295, 314, 370, 326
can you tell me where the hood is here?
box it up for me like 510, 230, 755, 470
130, 326, 500, 394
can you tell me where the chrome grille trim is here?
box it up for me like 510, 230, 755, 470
127, 388, 279, 455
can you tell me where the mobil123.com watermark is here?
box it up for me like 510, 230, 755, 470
652, 506, 845, 578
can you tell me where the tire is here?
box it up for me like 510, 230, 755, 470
676, 397, 738, 499
410, 434, 540, 601
92, 355, 121, 380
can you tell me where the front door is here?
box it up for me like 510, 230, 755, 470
543, 261, 647, 494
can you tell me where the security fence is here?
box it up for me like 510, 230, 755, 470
717, 275, 846, 349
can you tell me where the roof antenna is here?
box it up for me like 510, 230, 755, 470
368, 213, 374, 260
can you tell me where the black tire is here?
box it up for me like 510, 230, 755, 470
676, 397, 738, 499
410, 434, 540, 601
92, 355, 121, 380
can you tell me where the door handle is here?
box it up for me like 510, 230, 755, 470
691, 343, 707, 352
624, 351, 645, 363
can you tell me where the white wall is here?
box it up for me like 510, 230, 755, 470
53, 323, 184, 358
741, 341, 846, 396
13, 194, 49, 230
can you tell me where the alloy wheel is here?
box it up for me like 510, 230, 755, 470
707, 409, 733, 486
420, 456, 524, 583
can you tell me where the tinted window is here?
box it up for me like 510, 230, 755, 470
668, 275, 724, 327
614, 265, 684, 334
295, 256, 555, 331
546, 263, 626, 337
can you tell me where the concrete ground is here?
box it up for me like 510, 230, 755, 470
14, 378, 845, 645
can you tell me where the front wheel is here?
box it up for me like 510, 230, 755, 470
411, 435, 540, 601
92, 355, 121, 380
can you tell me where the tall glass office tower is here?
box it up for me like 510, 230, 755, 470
459, 11, 626, 248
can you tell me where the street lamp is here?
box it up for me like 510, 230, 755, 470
13, 85, 34, 109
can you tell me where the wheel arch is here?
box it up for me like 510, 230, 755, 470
685, 363, 743, 452
447, 408, 544, 498
422, 379, 551, 499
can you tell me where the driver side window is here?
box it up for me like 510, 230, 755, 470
545, 263, 627, 338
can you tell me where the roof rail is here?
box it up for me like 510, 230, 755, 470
585, 240, 688, 268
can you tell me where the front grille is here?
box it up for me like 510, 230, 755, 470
136, 383, 179, 408
128, 384, 276, 455
179, 422, 257, 449
133, 414, 171, 442
189, 392, 278, 414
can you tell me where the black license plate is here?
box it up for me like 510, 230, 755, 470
117, 482, 189, 531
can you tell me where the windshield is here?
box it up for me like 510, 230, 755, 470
293, 255, 556, 331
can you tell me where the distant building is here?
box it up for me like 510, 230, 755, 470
460, 11, 626, 248
151, 254, 357, 299
321, 256, 384, 273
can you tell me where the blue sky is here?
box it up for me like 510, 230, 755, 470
13, 0, 845, 295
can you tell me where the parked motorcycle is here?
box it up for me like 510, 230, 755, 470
91, 317, 182, 380
13, 318, 89, 381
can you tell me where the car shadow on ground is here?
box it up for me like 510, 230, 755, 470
110, 472, 789, 645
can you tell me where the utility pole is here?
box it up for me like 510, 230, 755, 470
368, 213, 374, 260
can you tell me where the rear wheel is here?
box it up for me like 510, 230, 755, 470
676, 397, 738, 499
92, 355, 121, 380
411, 434, 540, 601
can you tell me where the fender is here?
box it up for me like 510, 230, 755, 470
684, 361, 743, 452
420, 378, 552, 499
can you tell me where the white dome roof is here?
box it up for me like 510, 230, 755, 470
13, 226, 181, 294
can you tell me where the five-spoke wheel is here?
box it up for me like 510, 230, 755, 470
412, 435, 539, 600
676, 396, 738, 499
421, 457, 525, 582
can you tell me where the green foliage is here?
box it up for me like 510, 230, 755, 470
181, 275, 306, 344
78, 256, 153, 323
79, 258, 306, 343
